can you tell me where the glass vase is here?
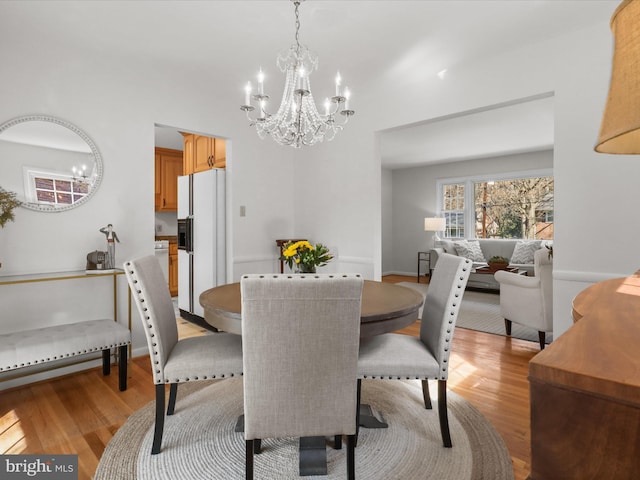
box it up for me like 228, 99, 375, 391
297, 264, 316, 274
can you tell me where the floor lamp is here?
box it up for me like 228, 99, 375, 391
424, 217, 446, 249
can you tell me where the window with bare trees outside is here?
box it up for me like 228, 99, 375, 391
439, 171, 553, 240
442, 183, 465, 238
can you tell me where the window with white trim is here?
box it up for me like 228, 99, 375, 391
438, 170, 553, 240
441, 183, 465, 238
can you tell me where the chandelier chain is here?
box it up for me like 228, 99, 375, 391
294, 1, 301, 53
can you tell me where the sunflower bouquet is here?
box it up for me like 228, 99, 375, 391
280, 240, 332, 273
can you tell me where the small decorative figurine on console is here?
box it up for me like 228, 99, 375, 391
100, 223, 120, 269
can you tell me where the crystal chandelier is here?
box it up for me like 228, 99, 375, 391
240, 0, 354, 148
71, 164, 88, 183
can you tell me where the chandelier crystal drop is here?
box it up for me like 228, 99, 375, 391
240, 0, 354, 148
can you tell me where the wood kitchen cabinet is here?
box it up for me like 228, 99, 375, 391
155, 147, 183, 212
182, 133, 226, 174
168, 242, 178, 296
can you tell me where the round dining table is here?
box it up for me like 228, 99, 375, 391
199, 279, 424, 476
199, 279, 424, 338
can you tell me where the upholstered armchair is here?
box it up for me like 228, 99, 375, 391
241, 274, 364, 479
494, 248, 553, 349
357, 253, 471, 448
124, 256, 244, 454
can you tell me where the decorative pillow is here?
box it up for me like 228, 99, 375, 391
467, 240, 487, 262
510, 240, 542, 264
453, 240, 486, 262
439, 239, 456, 254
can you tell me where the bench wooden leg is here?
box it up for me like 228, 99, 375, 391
102, 349, 111, 376
102, 346, 128, 391
118, 345, 128, 391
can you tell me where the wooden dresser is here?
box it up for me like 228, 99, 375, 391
528, 272, 640, 479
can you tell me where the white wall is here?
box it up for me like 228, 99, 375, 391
291, 119, 380, 278
0, 25, 295, 387
386, 149, 553, 276
381, 168, 393, 274
549, 16, 640, 335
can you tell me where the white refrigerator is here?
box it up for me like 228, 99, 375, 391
177, 169, 226, 322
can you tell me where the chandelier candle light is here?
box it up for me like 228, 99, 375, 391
71, 164, 88, 183
241, 0, 355, 148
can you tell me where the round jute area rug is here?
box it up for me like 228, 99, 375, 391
96, 379, 513, 479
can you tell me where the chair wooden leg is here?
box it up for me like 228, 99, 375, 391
438, 380, 452, 448
246, 440, 254, 480
167, 383, 178, 415
355, 379, 362, 446
118, 345, 127, 391
152, 384, 166, 454
421, 379, 433, 409
254, 439, 261, 454
504, 319, 512, 336
334, 435, 342, 449
346, 434, 356, 480
538, 331, 546, 350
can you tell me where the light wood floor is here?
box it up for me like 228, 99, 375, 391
0, 275, 537, 480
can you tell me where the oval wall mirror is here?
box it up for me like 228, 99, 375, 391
0, 115, 103, 212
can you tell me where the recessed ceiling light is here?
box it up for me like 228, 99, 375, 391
437, 69, 447, 80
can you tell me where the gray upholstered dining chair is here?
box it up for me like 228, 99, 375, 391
357, 253, 471, 448
241, 273, 364, 480
495, 247, 553, 349
124, 255, 243, 455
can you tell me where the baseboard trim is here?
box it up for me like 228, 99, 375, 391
554, 269, 626, 283
383, 271, 417, 277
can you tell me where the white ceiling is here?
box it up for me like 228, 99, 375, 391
380, 93, 556, 169
0, 0, 616, 167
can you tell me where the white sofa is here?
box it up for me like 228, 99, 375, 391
429, 238, 551, 290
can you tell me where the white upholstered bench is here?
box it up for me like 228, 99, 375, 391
0, 319, 131, 390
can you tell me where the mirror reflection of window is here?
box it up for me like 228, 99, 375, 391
0, 116, 102, 212
24, 167, 89, 205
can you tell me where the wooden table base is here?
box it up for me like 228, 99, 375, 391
234, 405, 388, 476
